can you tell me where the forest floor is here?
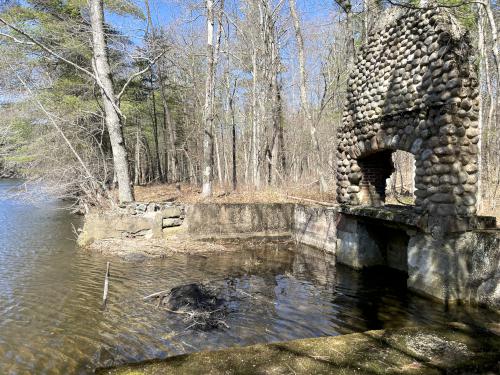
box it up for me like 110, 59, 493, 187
98, 323, 500, 375
133, 183, 337, 205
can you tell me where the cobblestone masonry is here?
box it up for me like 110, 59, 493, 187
337, 8, 479, 219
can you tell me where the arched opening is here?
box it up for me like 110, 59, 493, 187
386, 150, 416, 206
357, 150, 394, 206
355, 150, 416, 208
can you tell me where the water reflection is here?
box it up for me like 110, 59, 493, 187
0, 179, 497, 375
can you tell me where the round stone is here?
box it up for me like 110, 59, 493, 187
462, 194, 476, 206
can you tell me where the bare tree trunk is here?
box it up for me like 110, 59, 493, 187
278, 103, 286, 174
362, 0, 381, 43
214, 129, 223, 186
243, 137, 250, 185
143, 135, 153, 184
134, 119, 141, 186
231, 93, 237, 190
290, 0, 327, 192
477, 2, 499, 211
481, 1, 500, 91
89, 0, 134, 203
202, 0, 215, 197
251, 47, 260, 189
336, 0, 356, 63
156, 61, 179, 183
149, 71, 163, 181
478, 6, 486, 212
221, 123, 229, 185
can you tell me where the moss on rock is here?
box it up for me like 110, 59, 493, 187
98, 324, 500, 375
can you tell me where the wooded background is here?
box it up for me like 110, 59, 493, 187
0, 0, 497, 213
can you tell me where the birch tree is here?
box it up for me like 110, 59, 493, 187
88, 0, 134, 203
202, 0, 216, 197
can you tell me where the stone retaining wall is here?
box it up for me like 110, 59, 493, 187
408, 230, 500, 309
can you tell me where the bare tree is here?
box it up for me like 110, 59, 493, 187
89, 0, 134, 202
202, 0, 216, 197
290, 0, 327, 192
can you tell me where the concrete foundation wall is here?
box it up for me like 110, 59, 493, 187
336, 215, 409, 272
293, 205, 337, 253
408, 230, 500, 309
336, 216, 385, 269
186, 203, 294, 239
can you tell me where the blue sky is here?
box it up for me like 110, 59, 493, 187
107, 0, 339, 45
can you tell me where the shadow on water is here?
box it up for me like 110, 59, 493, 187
0, 180, 497, 374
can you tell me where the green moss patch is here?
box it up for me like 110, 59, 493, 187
98, 324, 500, 375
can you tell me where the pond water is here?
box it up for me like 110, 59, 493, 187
0, 179, 497, 375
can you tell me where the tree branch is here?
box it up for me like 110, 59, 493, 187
116, 51, 165, 101
0, 31, 35, 45
0, 16, 97, 80
0, 16, 138, 121
11, 68, 97, 184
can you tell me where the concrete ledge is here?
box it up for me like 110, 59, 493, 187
98, 324, 500, 375
338, 205, 497, 233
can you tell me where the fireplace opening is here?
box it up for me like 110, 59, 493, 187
387, 150, 416, 206
357, 150, 394, 206
356, 150, 416, 207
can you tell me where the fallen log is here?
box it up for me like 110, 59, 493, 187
286, 195, 335, 207
143, 289, 171, 300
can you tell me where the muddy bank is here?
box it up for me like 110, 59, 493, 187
98, 324, 500, 374
85, 237, 229, 261
84, 234, 295, 262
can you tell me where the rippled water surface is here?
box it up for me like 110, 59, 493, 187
0, 179, 497, 374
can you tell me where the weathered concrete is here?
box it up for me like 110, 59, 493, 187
186, 203, 294, 239
77, 202, 185, 247
338, 205, 496, 234
408, 230, 500, 309
335, 210, 412, 272
336, 215, 385, 269
294, 205, 336, 253
78, 211, 155, 247
98, 324, 500, 375
335, 210, 499, 309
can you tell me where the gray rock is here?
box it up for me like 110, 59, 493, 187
163, 218, 183, 227
162, 206, 182, 218
430, 193, 455, 203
